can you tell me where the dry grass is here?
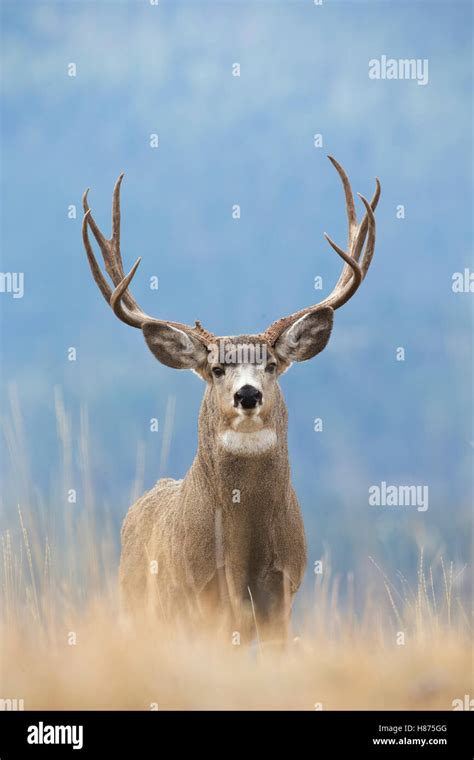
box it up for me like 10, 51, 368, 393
0, 386, 471, 710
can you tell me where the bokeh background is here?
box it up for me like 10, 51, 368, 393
1, 0, 472, 603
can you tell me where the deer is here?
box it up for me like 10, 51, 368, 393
82, 156, 380, 643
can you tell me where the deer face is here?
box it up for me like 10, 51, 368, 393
204, 337, 279, 434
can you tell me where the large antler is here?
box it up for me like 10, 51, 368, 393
82, 174, 216, 345
262, 156, 380, 345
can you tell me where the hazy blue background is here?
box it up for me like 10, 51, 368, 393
1, 0, 472, 594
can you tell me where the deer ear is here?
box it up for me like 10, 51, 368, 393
142, 322, 209, 370
274, 307, 334, 363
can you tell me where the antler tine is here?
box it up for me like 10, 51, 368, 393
357, 193, 376, 280
111, 172, 123, 251
110, 257, 145, 327
82, 209, 113, 304
108, 173, 133, 297
261, 157, 380, 345
328, 155, 358, 249
323, 233, 363, 306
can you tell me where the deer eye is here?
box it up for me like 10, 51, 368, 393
212, 366, 225, 378
265, 362, 277, 373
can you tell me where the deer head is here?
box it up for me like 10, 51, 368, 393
82, 157, 380, 454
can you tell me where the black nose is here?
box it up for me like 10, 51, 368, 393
234, 384, 263, 409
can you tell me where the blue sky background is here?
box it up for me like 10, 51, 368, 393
1, 0, 472, 593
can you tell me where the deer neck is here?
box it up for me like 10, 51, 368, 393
192, 385, 291, 507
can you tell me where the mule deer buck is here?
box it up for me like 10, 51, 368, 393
82, 156, 380, 641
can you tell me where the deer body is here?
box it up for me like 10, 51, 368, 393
120, 377, 305, 638
82, 157, 380, 640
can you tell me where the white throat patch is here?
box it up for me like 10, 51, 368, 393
219, 429, 277, 456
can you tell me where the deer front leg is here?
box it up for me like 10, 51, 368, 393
250, 569, 293, 646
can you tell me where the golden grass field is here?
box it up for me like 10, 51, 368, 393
1, 387, 472, 710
